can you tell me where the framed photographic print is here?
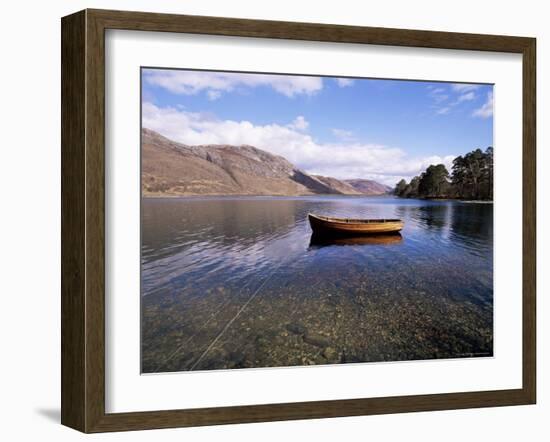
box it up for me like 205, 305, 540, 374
61, 9, 536, 433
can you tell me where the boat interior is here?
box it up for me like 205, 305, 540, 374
310, 214, 402, 224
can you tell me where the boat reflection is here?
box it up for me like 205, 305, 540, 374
309, 232, 403, 248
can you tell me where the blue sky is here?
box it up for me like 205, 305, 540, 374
141, 68, 493, 186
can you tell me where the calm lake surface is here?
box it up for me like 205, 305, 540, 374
141, 196, 493, 373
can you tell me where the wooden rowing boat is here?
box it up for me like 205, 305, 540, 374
308, 213, 404, 236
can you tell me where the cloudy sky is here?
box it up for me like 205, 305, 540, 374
141, 68, 493, 186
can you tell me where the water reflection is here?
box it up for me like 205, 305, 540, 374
309, 233, 403, 248
141, 196, 493, 373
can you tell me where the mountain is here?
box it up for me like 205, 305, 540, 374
344, 179, 393, 195
310, 175, 362, 195
142, 128, 390, 196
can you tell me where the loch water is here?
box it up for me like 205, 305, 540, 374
141, 196, 493, 373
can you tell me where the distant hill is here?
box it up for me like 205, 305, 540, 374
344, 179, 393, 195
310, 175, 362, 195
142, 128, 391, 197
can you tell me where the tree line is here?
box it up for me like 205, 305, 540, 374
394, 146, 493, 200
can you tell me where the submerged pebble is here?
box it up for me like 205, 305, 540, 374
286, 323, 307, 336
304, 332, 330, 348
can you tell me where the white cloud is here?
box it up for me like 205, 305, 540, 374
433, 94, 449, 104
335, 78, 354, 87
331, 128, 355, 141
473, 92, 494, 118
430, 84, 486, 115
143, 69, 323, 99
306, 154, 456, 186
451, 83, 482, 93
428, 86, 449, 106
143, 102, 457, 186
288, 116, 309, 131
455, 91, 476, 103
206, 90, 222, 101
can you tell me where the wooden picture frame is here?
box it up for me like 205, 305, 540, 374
61, 8, 536, 433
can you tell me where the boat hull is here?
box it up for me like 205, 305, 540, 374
308, 213, 404, 236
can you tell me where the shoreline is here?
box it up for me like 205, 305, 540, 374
458, 200, 494, 204
141, 193, 393, 199
141, 194, 492, 203
395, 196, 493, 203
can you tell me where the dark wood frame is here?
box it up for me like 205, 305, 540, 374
61, 8, 536, 433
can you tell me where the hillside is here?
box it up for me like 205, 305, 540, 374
344, 179, 392, 195
310, 175, 362, 195
142, 128, 390, 196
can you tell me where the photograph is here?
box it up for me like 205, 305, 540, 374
140, 67, 495, 373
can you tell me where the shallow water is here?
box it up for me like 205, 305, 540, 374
141, 196, 493, 373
